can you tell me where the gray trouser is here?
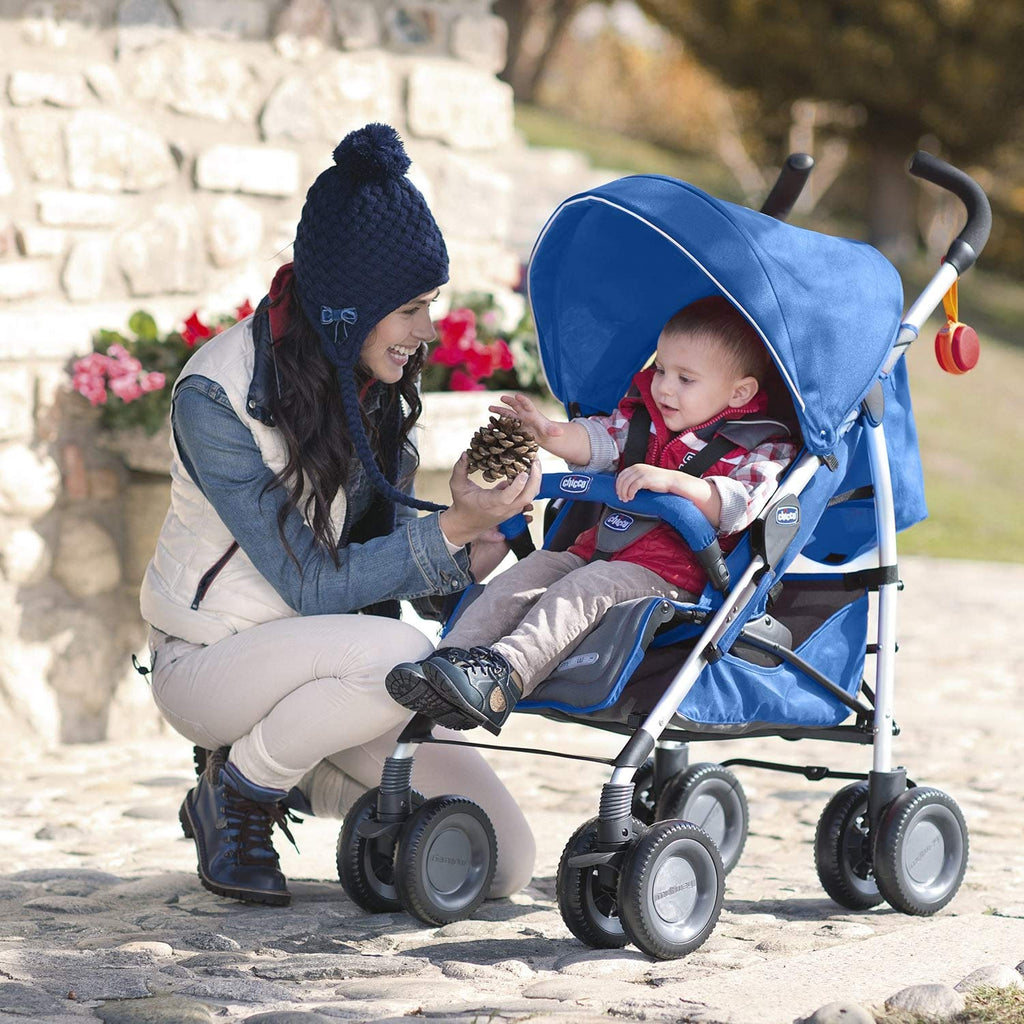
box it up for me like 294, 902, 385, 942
148, 614, 534, 897
443, 549, 687, 694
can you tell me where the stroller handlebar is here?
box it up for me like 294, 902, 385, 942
759, 153, 815, 221
908, 151, 991, 273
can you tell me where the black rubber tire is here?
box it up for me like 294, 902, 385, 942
814, 781, 884, 910
394, 795, 496, 926
337, 787, 424, 913
556, 815, 645, 950
873, 787, 968, 916
631, 760, 657, 825
654, 763, 748, 874
618, 819, 725, 960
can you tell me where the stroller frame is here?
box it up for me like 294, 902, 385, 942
338, 152, 990, 960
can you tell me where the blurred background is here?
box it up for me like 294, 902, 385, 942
1, 0, 1021, 749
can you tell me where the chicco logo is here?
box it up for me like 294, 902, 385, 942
603, 512, 634, 532
559, 474, 592, 494
775, 505, 800, 526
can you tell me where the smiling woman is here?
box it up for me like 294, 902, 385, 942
136, 123, 539, 910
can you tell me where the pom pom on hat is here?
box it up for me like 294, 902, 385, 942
332, 123, 411, 184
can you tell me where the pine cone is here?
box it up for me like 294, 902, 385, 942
466, 415, 539, 482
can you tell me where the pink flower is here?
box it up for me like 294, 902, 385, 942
491, 338, 514, 372
449, 369, 485, 392
182, 311, 213, 348
109, 375, 144, 402
141, 371, 166, 393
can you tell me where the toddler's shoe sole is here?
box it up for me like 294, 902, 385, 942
421, 660, 502, 736
385, 663, 481, 731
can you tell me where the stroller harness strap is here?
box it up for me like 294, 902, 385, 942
590, 405, 759, 562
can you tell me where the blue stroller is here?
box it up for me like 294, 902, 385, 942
337, 152, 990, 960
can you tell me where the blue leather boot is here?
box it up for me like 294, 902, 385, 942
179, 751, 298, 906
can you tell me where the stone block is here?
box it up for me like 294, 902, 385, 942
0, 444, 61, 516
12, 111, 66, 183
52, 515, 121, 597
195, 144, 301, 197
15, 223, 66, 257
407, 60, 514, 150
88, 467, 121, 501
450, 13, 508, 74
19, 0, 102, 48
274, 0, 333, 59
116, 0, 179, 53
260, 52, 397, 143
62, 237, 109, 302
130, 41, 260, 123
331, 0, 381, 49
435, 237, 521, 293
0, 366, 36, 442
885, 984, 966, 1017
116, 202, 203, 295
384, 4, 446, 52
1, 526, 52, 586
206, 195, 264, 267
175, 0, 271, 39
124, 476, 171, 583
0, 129, 13, 197
66, 111, 177, 192
0, 260, 55, 301
38, 190, 122, 227
85, 62, 123, 103
427, 152, 512, 243
7, 69, 88, 107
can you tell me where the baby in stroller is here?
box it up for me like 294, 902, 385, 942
386, 295, 798, 734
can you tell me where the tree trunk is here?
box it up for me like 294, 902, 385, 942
865, 138, 916, 263
492, 0, 529, 86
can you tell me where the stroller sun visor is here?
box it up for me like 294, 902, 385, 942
527, 175, 905, 456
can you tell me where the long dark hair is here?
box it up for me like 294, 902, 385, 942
265, 276, 426, 566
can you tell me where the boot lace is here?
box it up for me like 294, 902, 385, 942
223, 788, 302, 865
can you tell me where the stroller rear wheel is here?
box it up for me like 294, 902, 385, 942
654, 763, 748, 874
394, 795, 496, 926
618, 819, 725, 960
873, 787, 968, 916
337, 786, 425, 913
814, 781, 884, 910
556, 815, 645, 949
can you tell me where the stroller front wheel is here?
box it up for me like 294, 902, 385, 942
872, 787, 968, 916
556, 815, 645, 949
394, 795, 496, 926
337, 786, 425, 913
814, 781, 884, 910
617, 819, 725, 960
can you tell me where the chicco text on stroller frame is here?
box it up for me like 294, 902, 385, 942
335, 151, 991, 961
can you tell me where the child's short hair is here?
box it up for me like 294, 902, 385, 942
663, 296, 770, 382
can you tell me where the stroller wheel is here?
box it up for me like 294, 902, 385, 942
394, 795, 496, 926
814, 781, 884, 910
873, 787, 968, 916
337, 787, 425, 913
618, 819, 725, 960
654, 763, 748, 874
556, 815, 645, 949
631, 759, 657, 825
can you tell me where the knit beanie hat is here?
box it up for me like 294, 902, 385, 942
293, 123, 449, 513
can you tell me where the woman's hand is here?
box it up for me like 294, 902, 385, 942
490, 393, 563, 442
439, 454, 541, 548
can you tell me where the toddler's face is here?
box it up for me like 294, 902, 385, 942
650, 329, 757, 434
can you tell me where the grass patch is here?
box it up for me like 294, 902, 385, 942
873, 984, 1024, 1023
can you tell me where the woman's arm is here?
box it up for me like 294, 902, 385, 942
173, 381, 471, 615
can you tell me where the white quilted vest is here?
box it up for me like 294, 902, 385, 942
139, 317, 347, 645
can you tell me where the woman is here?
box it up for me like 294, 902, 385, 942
140, 124, 540, 906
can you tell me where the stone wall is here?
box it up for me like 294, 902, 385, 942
0, 0, 535, 745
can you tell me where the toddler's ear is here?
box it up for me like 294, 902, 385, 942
729, 375, 759, 406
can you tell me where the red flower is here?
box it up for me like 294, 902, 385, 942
235, 299, 254, 320
449, 369, 485, 391
435, 308, 477, 353
491, 338, 514, 372
181, 311, 213, 348
428, 344, 466, 368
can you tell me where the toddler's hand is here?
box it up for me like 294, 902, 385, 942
615, 464, 679, 503
489, 393, 563, 442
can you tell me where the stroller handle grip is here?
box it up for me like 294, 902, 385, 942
908, 151, 991, 273
759, 153, 815, 221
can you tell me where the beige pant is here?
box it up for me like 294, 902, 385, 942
444, 549, 687, 694
148, 614, 534, 897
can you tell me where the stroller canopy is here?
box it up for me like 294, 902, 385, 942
527, 175, 906, 455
